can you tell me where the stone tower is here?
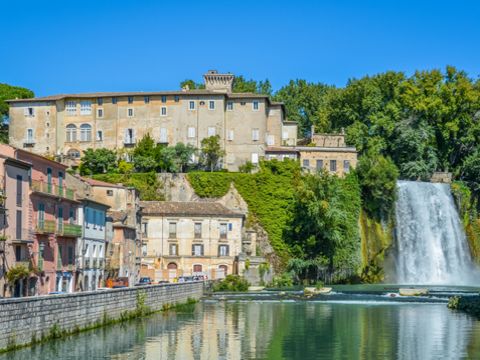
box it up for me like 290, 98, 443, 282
203, 70, 235, 93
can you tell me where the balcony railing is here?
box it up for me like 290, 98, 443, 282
31, 180, 75, 201
36, 220, 56, 234
58, 223, 82, 237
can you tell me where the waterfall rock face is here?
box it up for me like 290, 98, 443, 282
394, 181, 479, 285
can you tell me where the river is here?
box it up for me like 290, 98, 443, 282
2, 299, 479, 359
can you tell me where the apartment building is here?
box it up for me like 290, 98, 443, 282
7, 71, 298, 171
265, 131, 357, 177
140, 201, 244, 281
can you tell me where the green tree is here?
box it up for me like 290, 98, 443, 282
200, 135, 225, 171
273, 80, 334, 136
460, 151, 480, 197
356, 151, 399, 219
133, 133, 160, 172
289, 172, 361, 269
0, 83, 34, 144
174, 142, 197, 172
79, 148, 118, 175
179, 79, 205, 90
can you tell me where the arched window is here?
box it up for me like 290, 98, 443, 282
67, 149, 81, 159
167, 262, 177, 270
80, 124, 92, 142
219, 265, 228, 276
193, 264, 202, 273
66, 124, 77, 142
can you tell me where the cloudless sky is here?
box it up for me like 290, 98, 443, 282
1, 0, 480, 96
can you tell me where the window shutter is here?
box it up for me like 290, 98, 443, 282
24, 107, 29, 116
124, 129, 128, 143
133, 129, 136, 143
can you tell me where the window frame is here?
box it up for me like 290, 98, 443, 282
189, 101, 196, 110
127, 108, 134, 118
252, 100, 259, 111
161, 106, 167, 116
226, 101, 234, 111
208, 100, 215, 110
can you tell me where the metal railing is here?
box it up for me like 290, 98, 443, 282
31, 180, 75, 200
36, 220, 56, 234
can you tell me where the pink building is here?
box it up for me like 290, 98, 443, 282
0, 145, 81, 296
0, 150, 32, 297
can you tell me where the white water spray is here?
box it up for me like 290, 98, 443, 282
394, 181, 479, 285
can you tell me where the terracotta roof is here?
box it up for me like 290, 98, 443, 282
82, 178, 125, 188
140, 201, 244, 218
107, 210, 127, 223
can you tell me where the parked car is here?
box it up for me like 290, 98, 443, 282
106, 277, 129, 288
178, 276, 195, 283
157, 280, 169, 284
135, 277, 153, 286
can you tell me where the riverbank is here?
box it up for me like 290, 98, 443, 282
0, 282, 204, 353
448, 295, 480, 319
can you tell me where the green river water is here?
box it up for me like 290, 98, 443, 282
1, 299, 479, 360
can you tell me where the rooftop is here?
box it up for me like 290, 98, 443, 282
82, 177, 125, 189
140, 201, 244, 218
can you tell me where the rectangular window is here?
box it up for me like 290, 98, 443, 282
80, 101, 92, 115
125, 128, 135, 144
68, 246, 74, 265
252, 100, 259, 111
16, 210, 22, 240
142, 222, 148, 236
169, 222, 177, 238
266, 135, 274, 146
127, 108, 134, 117
69, 209, 74, 224
187, 126, 196, 138
169, 243, 178, 256
38, 203, 45, 228
282, 131, 289, 140
226, 101, 233, 111
251, 153, 259, 164
219, 223, 227, 239
66, 101, 76, 116
330, 160, 337, 172
24, 107, 35, 117
112, 97, 117, 104
207, 127, 216, 137
316, 159, 323, 170
192, 244, 204, 256
16, 175, 22, 206
303, 159, 310, 168
96, 130, 103, 141
174, 95, 180, 102
26, 128, 34, 143
189, 101, 195, 110
194, 223, 202, 239
161, 95, 167, 103
128, 96, 134, 104
344, 160, 350, 173
252, 129, 260, 141
97, 98, 103, 106
227, 130, 234, 141
144, 96, 150, 104
58, 207, 63, 232
106, 189, 113, 196
160, 128, 167, 143
97, 108, 103, 118
93, 210, 97, 229
219, 245, 229, 256
15, 245, 22, 262
209, 100, 215, 110
161, 106, 167, 116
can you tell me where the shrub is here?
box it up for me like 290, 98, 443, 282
213, 275, 249, 292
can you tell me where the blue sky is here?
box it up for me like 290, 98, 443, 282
1, 0, 479, 96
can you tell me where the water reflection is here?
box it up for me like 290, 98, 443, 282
2, 301, 479, 359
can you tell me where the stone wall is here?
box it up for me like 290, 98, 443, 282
0, 282, 204, 352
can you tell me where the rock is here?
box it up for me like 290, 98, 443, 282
248, 286, 265, 291
304, 287, 332, 296
399, 288, 429, 296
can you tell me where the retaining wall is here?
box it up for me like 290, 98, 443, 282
0, 281, 204, 351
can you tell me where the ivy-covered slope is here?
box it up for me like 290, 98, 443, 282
187, 161, 300, 261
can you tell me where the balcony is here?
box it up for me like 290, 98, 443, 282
36, 220, 56, 234
31, 180, 76, 201
23, 138, 35, 147
15, 258, 31, 268
57, 223, 82, 237
123, 138, 136, 146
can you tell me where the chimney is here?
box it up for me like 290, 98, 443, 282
203, 70, 235, 93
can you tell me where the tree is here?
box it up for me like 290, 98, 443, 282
133, 133, 160, 172
288, 172, 361, 269
0, 83, 34, 144
179, 79, 205, 90
79, 148, 118, 175
200, 135, 225, 171
356, 151, 399, 219
174, 142, 196, 172
460, 151, 480, 197
273, 80, 334, 136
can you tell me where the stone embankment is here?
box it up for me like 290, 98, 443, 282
0, 282, 204, 352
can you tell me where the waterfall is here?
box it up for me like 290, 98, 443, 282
394, 180, 479, 285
